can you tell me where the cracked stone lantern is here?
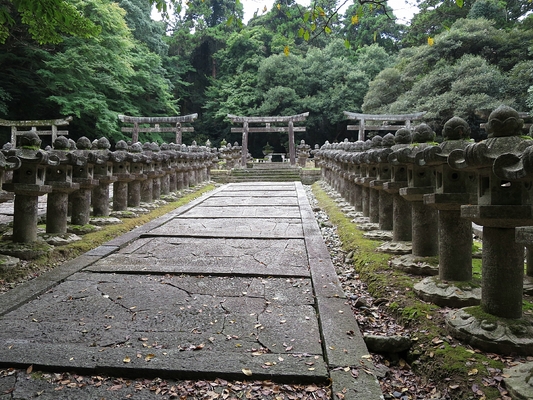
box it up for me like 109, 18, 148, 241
445, 105, 533, 355
381, 128, 413, 250
413, 117, 480, 307
3, 132, 55, 243
44, 136, 81, 234
69, 136, 99, 226
369, 133, 395, 232
110, 140, 134, 212
91, 137, 117, 217
126, 142, 147, 208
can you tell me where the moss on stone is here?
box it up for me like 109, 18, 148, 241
311, 182, 508, 399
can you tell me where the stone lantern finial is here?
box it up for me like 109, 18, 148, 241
486, 105, 523, 138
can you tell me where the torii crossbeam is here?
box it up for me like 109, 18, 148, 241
227, 113, 309, 166
344, 112, 426, 141
118, 114, 198, 144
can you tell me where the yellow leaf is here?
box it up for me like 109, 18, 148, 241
277, 3, 281, 10
284, 46, 290, 56
242, 368, 252, 376
428, 37, 434, 46
468, 368, 478, 376
351, 15, 359, 25
263, 5, 267, 12
123, 357, 131, 363
145, 354, 155, 361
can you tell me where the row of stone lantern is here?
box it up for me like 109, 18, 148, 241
317, 105, 533, 355
0, 131, 217, 245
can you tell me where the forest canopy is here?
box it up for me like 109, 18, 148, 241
0, 0, 532, 151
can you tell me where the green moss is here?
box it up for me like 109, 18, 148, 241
472, 258, 482, 279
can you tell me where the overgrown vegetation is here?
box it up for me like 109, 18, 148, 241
311, 182, 511, 400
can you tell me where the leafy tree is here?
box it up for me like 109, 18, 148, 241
0, 0, 101, 44
34, 0, 175, 142
117, 0, 168, 55
340, 2, 403, 52
467, 0, 506, 27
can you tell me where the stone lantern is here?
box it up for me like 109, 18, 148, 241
369, 133, 395, 233
110, 140, 134, 212
414, 117, 480, 307
379, 129, 413, 254
126, 142, 147, 208
297, 139, 311, 168
3, 132, 55, 243
91, 137, 117, 217
446, 105, 533, 355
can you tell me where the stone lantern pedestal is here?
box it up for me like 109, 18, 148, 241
126, 143, 147, 208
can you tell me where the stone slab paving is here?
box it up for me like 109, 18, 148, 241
146, 217, 304, 238
0, 182, 383, 399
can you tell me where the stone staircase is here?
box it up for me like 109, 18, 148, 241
228, 163, 301, 182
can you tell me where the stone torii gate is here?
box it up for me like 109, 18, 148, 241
344, 111, 426, 141
118, 114, 198, 144
0, 116, 72, 147
227, 113, 309, 166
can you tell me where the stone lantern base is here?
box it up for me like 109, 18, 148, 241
446, 307, 533, 356
414, 276, 481, 308
389, 254, 439, 275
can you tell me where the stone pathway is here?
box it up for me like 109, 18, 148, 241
0, 182, 383, 399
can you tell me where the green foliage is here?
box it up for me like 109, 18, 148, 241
364, 18, 533, 139
0, 0, 101, 44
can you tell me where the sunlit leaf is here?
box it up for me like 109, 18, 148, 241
242, 368, 252, 376
325, 26, 331, 34
226, 16, 233, 26
298, 27, 304, 37
456, 0, 464, 7
283, 45, 290, 56
304, 30, 310, 41
344, 39, 351, 49
303, 11, 310, 22
277, 4, 281, 10
428, 36, 434, 46
351, 15, 359, 24
123, 356, 131, 363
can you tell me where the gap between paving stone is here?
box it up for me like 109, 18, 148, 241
0, 182, 383, 399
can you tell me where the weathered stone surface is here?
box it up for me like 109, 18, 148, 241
41, 232, 82, 246
181, 205, 301, 218
414, 276, 481, 308
0, 181, 383, 396
363, 230, 393, 241
503, 361, 533, 400
446, 308, 533, 355
87, 237, 309, 276
389, 254, 439, 276
375, 241, 412, 255
363, 334, 412, 353
147, 217, 304, 238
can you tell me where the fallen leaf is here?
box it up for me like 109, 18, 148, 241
242, 368, 252, 376
123, 357, 131, 363
145, 354, 155, 361
26, 365, 33, 374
